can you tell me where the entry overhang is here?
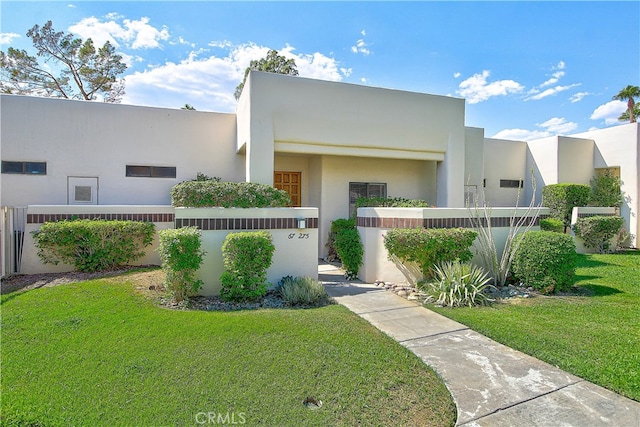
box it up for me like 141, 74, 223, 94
274, 140, 445, 161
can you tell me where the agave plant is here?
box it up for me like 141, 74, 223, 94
422, 261, 495, 308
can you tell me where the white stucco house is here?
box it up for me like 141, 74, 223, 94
2, 71, 638, 276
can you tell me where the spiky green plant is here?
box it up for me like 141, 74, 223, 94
422, 261, 494, 308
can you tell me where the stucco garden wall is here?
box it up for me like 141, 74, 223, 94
357, 207, 549, 284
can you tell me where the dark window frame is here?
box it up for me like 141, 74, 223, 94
500, 179, 524, 189
1, 161, 47, 175
349, 181, 387, 216
126, 165, 176, 178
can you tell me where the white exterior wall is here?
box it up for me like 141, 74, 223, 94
464, 127, 485, 204
484, 138, 528, 207
237, 71, 466, 205
1, 95, 243, 207
557, 137, 594, 184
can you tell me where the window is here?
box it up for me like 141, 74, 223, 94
349, 182, 387, 216
1, 161, 47, 175
500, 179, 523, 188
126, 165, 176, 178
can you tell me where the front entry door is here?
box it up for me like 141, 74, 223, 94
274, 171, 301, 207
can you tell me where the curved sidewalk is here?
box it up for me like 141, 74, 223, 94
319, 263, 640, 426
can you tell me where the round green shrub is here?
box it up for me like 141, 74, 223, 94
542, 183, 591, 227
512, 231, 577, 294
540, 218, 564, 233
220, 231, 275, 302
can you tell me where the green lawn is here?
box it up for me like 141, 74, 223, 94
430, 251, 640, 401
1, 271, 455, 426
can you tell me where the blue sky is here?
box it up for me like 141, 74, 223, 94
1, 1, 638, 140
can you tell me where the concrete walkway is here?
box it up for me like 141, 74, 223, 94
319, 262, 640, 427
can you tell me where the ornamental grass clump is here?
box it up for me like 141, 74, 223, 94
279, 276, 332, 306
422, 261, 494, 308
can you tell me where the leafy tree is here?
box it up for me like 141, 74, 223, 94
181, 103, 196, 110
0, 21, 127, 102
234, 49, 298, 100
612, 85, 640, 123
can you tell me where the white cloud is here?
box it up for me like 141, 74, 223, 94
361, 77, 367, 84
569, 91, 590, 103
537, 117, 578, 134
525, 83, 580, 101
453, 72, 461, 78
68, 15, 169, 49
0, 32, 20, 44
67, 4, 76, 8
492, 128, 552, 141
351, 38, 370, 55
590, 100, 627, 125
492, 116, 577, 141
456, 70, 524, 104
361, 29, 366, 36
540, 71, 565, 88
122, 43, 348, 112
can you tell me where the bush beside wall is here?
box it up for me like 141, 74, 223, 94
157, 227, 206, 302
171, 181, 291, 208
220, 231, 275, 302
383, 228, 477, 278
334, 227, 364, 280
540, 218, 565, 233
542, 184, 591, 228
32, 219, 155, 272
573, 215, 625, 254
512, 231, 577, 294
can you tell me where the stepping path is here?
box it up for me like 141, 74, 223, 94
319, 262, 640, 426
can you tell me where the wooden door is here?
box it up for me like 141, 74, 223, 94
274, 171, 301, 207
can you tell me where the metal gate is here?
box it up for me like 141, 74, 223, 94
1, 206, 27, 277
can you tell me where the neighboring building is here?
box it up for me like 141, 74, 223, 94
2, 71, 638, 256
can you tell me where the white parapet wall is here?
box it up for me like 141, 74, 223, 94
571, 206, 618, 254
357, 206, 550, 284
20, 205, 176, 274
175, 207, 319, 296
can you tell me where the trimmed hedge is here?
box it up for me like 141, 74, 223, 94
542, 184, 591, 228
590, 171, 622, 207
540, 218, 565, 233
512, 231, 577, 294
171, 180, 291, 208
32, 219, 155, 272
157, 227, 205, 302
383, 228, 477, 278
355, 197, 431, 213
220, 231, 275, 302
334, 227, 364, 280
326, 218, 357, 262
573, 215, 625, 253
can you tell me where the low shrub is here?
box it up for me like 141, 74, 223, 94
220, 231, 275, 302
334, 227, 364, 280
542, 183, 591, 228
573, 215, 625, 254
422, 261, 494, 307
512, 231, 577, 294
354, 196, 430, 214
157, 227, 205, 303
383, 228, 477, 278
171, 180, 291, 208
32, 219, 155, 272
279, 276, 332, 306
326, 218, 356, 262
540, 218, 564, 233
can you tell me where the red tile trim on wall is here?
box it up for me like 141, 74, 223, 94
175, 217, 319, 230
27, 213, 175, 224
357, 215, 549, 229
